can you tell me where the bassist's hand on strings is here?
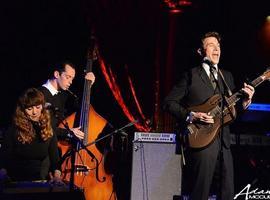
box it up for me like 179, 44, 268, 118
71, 127, 85, 140
85, 72, 95, 84
241, 82, 255, 109
189, 112, 214, 124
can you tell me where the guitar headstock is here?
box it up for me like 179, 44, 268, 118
262, 68, 270, 81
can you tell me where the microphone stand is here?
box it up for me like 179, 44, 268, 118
60, 120, 137, 190
85, 121, 137, 147
53, 110, 100, 191
59, 120, 102, 191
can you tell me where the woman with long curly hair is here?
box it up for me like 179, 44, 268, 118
0, 88, 61, 182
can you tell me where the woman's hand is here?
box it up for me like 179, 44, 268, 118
49, 170, 65, 186
0, 168, 10, 185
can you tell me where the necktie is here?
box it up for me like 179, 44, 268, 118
209, 67, 217, 89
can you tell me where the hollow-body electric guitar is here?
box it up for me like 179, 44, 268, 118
187, 69, 270, 148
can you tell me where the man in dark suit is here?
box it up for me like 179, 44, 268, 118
163, 32, 254, 200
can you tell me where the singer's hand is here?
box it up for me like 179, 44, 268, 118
242, 82, 255, 109
85, 72, 95, 84
189, 112, 214, 124
71, 127, 85, 140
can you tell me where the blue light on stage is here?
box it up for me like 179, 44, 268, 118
248, 103, 270, 112
265, 132, 270, 137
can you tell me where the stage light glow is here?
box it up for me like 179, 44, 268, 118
248, 103, 270, 112
163, 0, 192, 11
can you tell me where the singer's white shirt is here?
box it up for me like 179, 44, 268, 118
202, 63, 218, 79
42, 80, 59, 96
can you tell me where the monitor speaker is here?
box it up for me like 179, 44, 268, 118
130, 140, 182, 200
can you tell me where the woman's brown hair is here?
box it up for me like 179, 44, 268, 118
14, 88, 53, 144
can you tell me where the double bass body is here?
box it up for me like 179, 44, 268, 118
58, 46, 117, 200
58, 106, 117, 200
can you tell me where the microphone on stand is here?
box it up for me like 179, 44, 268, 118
44, 102, 59, 112
119, 120, 139, 136
44, 103, 62, 119
107, 122, 129, 136
203, 57, 215, 69
119, 130, 128, 136
67, 89, 79, 100
203, 57, 218, 79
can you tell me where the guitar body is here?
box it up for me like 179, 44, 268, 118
183, 69, 270, 148
187, 94, 236, 148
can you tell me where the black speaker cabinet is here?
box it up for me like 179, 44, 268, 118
130, 135, 182, 200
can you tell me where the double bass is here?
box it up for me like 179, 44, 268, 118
58, 46, 117, 200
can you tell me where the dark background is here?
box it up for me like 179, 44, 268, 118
1, 0, 270, 198
1, 0, 270, 128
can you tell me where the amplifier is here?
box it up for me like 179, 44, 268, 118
130, 133, 182, 200
134, 132, 176, 143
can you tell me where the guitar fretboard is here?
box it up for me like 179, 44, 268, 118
227, 75, 265, 107
209, 73, 267, 118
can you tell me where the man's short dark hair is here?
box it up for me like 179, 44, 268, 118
201, 31, 221, 47
49, 60, 75, 78
198, 31, 221, 57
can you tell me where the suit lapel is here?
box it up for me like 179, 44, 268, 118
217, 71, 225, 94
197, 66, 215, 91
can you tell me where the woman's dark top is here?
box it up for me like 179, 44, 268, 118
0, 123, 60, 181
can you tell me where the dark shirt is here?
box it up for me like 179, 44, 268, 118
0, 124, 59, 181
38, 86, 79, 140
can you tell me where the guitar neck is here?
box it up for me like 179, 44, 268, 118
227, 74, 266, 107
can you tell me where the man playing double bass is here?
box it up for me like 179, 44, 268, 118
39, 60, 117, 200
39, 61, 95, 140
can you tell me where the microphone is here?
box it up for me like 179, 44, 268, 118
107, 121, 132, 137
203, 57, 214, 67
44, 103, 59, 112
126, 119, 139, 128
119, 130, 128, 136
203, 57, 218, 75
67, 89, 79, 99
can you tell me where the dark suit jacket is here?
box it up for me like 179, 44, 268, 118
163, 65, 235, 148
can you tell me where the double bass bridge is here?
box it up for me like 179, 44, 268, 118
62, 164, 90, 176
